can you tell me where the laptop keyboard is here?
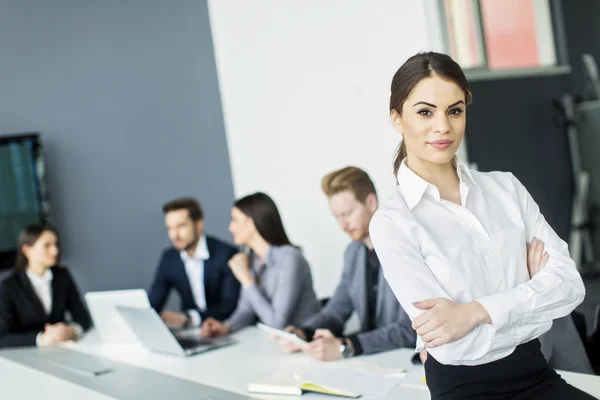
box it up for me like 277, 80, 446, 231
176, 337, 207, 349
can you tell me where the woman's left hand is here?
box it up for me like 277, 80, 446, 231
228, 253, 254, 287
412, 298, 491, 348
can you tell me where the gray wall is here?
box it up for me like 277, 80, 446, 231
0, 0, 235, 298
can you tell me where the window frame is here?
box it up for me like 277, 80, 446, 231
433, 0, 571, 81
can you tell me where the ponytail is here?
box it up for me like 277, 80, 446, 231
392, 140, 407, 176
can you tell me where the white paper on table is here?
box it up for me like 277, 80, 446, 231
341, 359, 407, 378
299, 365, 401, 399
399, 368, 428, 391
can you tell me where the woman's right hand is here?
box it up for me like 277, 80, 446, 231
39, 323, 75, 347
201, 318, 231, 337
527, 237, 549, 278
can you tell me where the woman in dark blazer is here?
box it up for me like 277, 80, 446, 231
0, 224, 91, 348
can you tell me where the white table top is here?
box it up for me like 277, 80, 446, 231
62, 327, 431, 398
0, 355, 115, 400
2, 327, 599, 399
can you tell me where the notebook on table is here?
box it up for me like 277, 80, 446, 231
247, 363, 405, 398
247, 381, 360, 398
256, 322, 308, 347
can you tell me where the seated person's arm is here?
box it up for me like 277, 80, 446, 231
64, 269, 92, 332
221, 289, 257, 333
244, 254, 308, 329
200, 248, 241, 322
348, 307, 416, 356
0, 282, 39, 347
148, 253, 171, 312
301, 263, 356, 340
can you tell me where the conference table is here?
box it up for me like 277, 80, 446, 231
1, 327, 599, 399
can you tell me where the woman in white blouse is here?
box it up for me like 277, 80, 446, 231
370, 52, 594, 399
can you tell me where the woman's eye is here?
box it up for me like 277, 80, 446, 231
418, 109, 432, 116
449, 108, 464, 116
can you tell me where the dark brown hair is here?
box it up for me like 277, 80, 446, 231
15, 224, 59, 270
234, 192, 292, 247
321, 166, 377, 203
162, 198, 203, 221
390, 52, 472, 175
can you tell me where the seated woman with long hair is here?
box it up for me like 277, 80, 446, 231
202, 192, 320, 336
0, 224, 92, 347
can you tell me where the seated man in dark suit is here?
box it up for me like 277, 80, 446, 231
275, 167, 416, 360
149, 198, 240, 328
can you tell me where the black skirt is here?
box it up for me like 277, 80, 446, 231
424, 339, 597, 400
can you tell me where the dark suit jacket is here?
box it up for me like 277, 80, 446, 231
0, 266, 92, 348
148, 236, 240, 321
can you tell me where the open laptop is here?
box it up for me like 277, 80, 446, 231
85, 289, 150, 343
116, 306, 234, 357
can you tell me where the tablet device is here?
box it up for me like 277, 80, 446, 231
257, 323, 308, 346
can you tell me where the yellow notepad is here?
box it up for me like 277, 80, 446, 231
247, 381, 361, 398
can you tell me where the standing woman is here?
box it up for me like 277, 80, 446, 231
0, 225, 92, 348
370, 52, 594, 399
202, 192, 320, 336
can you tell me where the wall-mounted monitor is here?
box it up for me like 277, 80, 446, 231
0, 133, 52, 269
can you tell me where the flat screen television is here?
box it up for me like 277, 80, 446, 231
0, 133, 52, 269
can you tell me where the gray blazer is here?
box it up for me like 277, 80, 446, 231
225, 245, 320, 331
539, 315, 593, 374
303, 241, 416, 355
